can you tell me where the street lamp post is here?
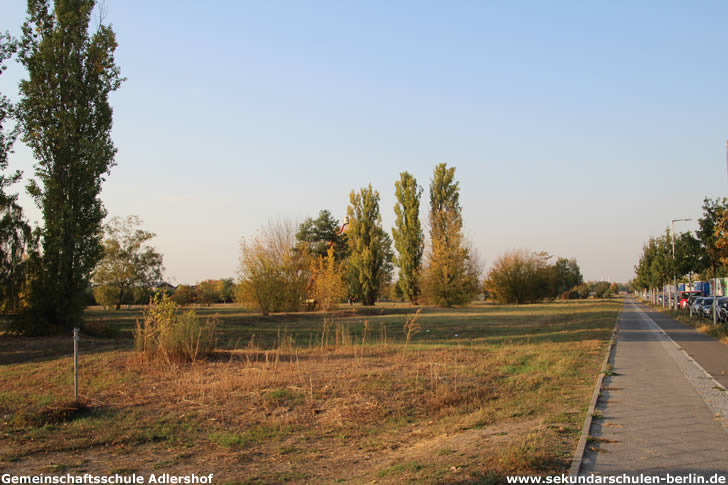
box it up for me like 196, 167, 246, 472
672, 218, 691, 312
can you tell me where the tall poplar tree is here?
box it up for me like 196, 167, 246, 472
392, 172, 424, 303
424, 163, 479, 306
347, 184, 393, 305
0, 32, 33, 312
18, 0, 123, 329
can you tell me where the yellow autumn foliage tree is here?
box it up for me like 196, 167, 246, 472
310, 246, 347, 311
715, 207, 728, 266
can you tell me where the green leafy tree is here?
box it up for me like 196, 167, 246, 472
92, 216, 164, 310
591, 281, 613, 299
711, 205, 728, 272
633, 237, 653, 291
633, 237, 661, 301
392, 171, 424, 304
484, 250, 554, 304
346, 184, 393, 306
574, 283, 591, 299
390, 280, 405, 301
92, 284, 118, 309
219, 278, 234, 303
17, 0, 123, 329
0, 32, 33, 313
552, 257, 583, 296
172, 285, 196, 306
423, 163, 480, 306
296, 210, 349, 261
197, 280, 221, 306
674, 231, 703, 280
697, 197, 728, 280
650, 229, 673, 300
635, 228, 701, 303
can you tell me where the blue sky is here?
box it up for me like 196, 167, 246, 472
1, 1, 726, 284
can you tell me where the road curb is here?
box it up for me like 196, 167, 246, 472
568, 305, 621, 477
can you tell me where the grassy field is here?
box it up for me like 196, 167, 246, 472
0, 299, 621, 483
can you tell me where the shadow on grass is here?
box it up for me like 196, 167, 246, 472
12, 401, 118, 428
0, 334, 130, 366
1, 299, 621, 364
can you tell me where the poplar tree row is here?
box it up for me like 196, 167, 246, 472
237, 163, 481, 311
329, 162, 482, 307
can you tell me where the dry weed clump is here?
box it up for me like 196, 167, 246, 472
135, 294, 219, 363
403, 308, 423, 352
497, 425, 565, 474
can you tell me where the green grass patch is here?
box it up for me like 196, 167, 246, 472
210, 424, 298, 449
264, 388, 305, 407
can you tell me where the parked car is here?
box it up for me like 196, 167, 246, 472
717, 297, 728, 323
690, 296, 702, 314
699, 297, 716, 318
688, 294, 703, 311
692, 297, 709, 316
681, 291, 702, 309
707, 297, 728, 319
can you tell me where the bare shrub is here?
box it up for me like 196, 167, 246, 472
236, 220, 310, 314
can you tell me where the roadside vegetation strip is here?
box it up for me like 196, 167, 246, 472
648, 302, 728, 345
0, 299, 620, 481
568, 303, 622, 477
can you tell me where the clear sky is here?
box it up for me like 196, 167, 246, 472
1, 1, 726, 285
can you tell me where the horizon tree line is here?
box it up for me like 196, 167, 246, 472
633, 197, 728, 301
0, 1, 596, 332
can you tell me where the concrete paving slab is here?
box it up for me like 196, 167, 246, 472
643, 306, 728, 388
580, 298, 728, 476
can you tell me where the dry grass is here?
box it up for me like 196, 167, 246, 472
0, 299, 621, 482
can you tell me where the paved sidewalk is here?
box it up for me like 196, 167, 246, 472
643, 303, 728, 388
580, 298, 728, 476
